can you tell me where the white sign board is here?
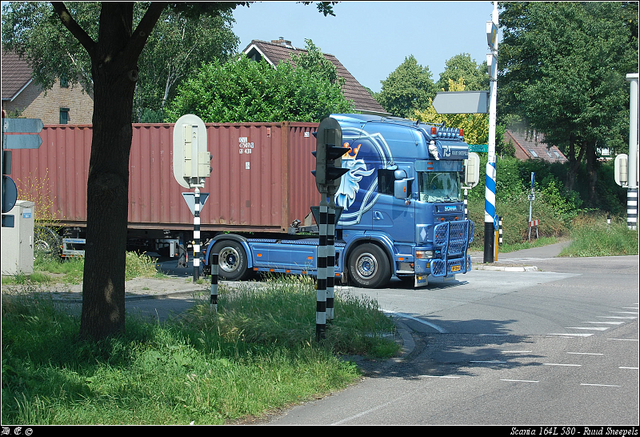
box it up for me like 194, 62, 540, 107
173, 114, 209, 188
432, 91, 489, 114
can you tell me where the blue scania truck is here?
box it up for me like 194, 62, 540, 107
202, 113, 478, 288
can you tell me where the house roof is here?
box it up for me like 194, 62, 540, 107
2, 51, 34, 101
242, 39, 389, 116
505, 129, 568, 163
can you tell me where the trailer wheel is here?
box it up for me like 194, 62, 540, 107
348, 244, 390, 288
211, 240, 249, 281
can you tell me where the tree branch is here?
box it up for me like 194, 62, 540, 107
128, 2, 168, 61
51, 2, 95, 55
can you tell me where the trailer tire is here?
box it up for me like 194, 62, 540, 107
348, 243, 390, 288
211, 240, 249, 281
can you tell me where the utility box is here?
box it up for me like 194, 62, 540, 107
1, 200, 35, 275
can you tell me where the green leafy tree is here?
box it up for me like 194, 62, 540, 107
498, 2, 638, 205
1, 1, 336, 341
414, 78, 489, 145
377, 55, 436, 118
2, 2, 240, 123
166, 44, 353, 123
436, 53, 489, 92
134, 7, 239, 122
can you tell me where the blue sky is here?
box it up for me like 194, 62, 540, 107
231, 1, 497, 93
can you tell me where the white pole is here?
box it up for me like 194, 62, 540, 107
626, 73, 638, 230
484, 1, 499, 262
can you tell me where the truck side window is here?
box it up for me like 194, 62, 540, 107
378, 169, 395, 195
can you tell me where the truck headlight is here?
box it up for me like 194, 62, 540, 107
416, 250, 434, 259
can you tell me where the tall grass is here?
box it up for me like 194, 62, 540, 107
560, 213, 638, 257
2, 276, 398, 425
3, 251, 160, 286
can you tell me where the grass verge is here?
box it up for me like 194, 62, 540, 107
559, 213, 638, 257
2, 276, 399, 425
2, 251, 162, 286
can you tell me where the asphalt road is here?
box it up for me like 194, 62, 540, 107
124, 243, 638, 426
265, 245, 639, 426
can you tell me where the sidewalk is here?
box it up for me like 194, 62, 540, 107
469, 239, 573, 271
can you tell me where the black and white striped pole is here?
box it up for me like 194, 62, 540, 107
626, 73, 638, 231
326, 196, 337, 321
312, 117, 349, 341
614, 73, 638, 230
316, 195, 328, 341
172, 114, 211, 279
193, 187, 201, 281
210, 252, 219, 312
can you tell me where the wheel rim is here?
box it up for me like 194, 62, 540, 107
219, 247, 240, 273
355, 253, 378, 279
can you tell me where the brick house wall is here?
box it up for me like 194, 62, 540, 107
3, 79, 94, 125
2, 51, 94, 124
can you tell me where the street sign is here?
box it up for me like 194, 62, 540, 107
182, 192, 209, 216
3, 118, 44, 150
2, 134, 42, 149
432, 91, 489, 114
2, 174, 17, 213
486, 20, 498, 50
173, 114, 209, 189
3, 118, 44, 134
468, 144, 488, 153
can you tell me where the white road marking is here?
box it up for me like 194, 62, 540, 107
500, 379, 538, 383
567, 352, 603, 356
543, 363, 581, 367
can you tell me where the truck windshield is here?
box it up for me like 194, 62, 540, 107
419, 172, 461, 203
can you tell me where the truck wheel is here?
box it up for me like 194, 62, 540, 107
211, 240, 249, 281
348, 244, 390, 288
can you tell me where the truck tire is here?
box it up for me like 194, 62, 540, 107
211, 240, 249, 281
348, 243, 390, 288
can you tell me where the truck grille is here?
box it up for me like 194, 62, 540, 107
431, 220, 473, 276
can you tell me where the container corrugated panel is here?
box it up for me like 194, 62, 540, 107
11, 124, 92, 226
13, 122, 320, 233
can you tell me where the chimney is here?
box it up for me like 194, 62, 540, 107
271, 37, 293, 48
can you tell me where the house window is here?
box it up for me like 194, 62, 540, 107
60, 75, 69, 88
60, 108, 70, 124
529, 149, 539, 158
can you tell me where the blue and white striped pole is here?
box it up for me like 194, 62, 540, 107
484, 2, 499, 263
484, 160, 497, 263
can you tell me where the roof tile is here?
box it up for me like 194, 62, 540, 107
243, 40, 388, 115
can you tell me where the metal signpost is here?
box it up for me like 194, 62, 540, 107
430, 3, 498, 262
614, 73, 639, 230
484, 2, 500, 263
528, 172, 538, 241
172, 114, 211, 282
312, 117, 349, 341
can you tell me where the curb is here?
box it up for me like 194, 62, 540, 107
474, 265, 539, 272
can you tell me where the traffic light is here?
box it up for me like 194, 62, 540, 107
312, 117, 349, 195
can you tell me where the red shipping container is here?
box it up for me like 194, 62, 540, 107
11, 122, 321, 233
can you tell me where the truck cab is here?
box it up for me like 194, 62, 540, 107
330, 114, 474, 288
203, 114, 476, 288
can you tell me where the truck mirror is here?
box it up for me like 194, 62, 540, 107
394, 179, 411, 199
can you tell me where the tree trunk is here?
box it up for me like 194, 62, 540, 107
79, 4, 137, 340
585, 140, 599, 208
